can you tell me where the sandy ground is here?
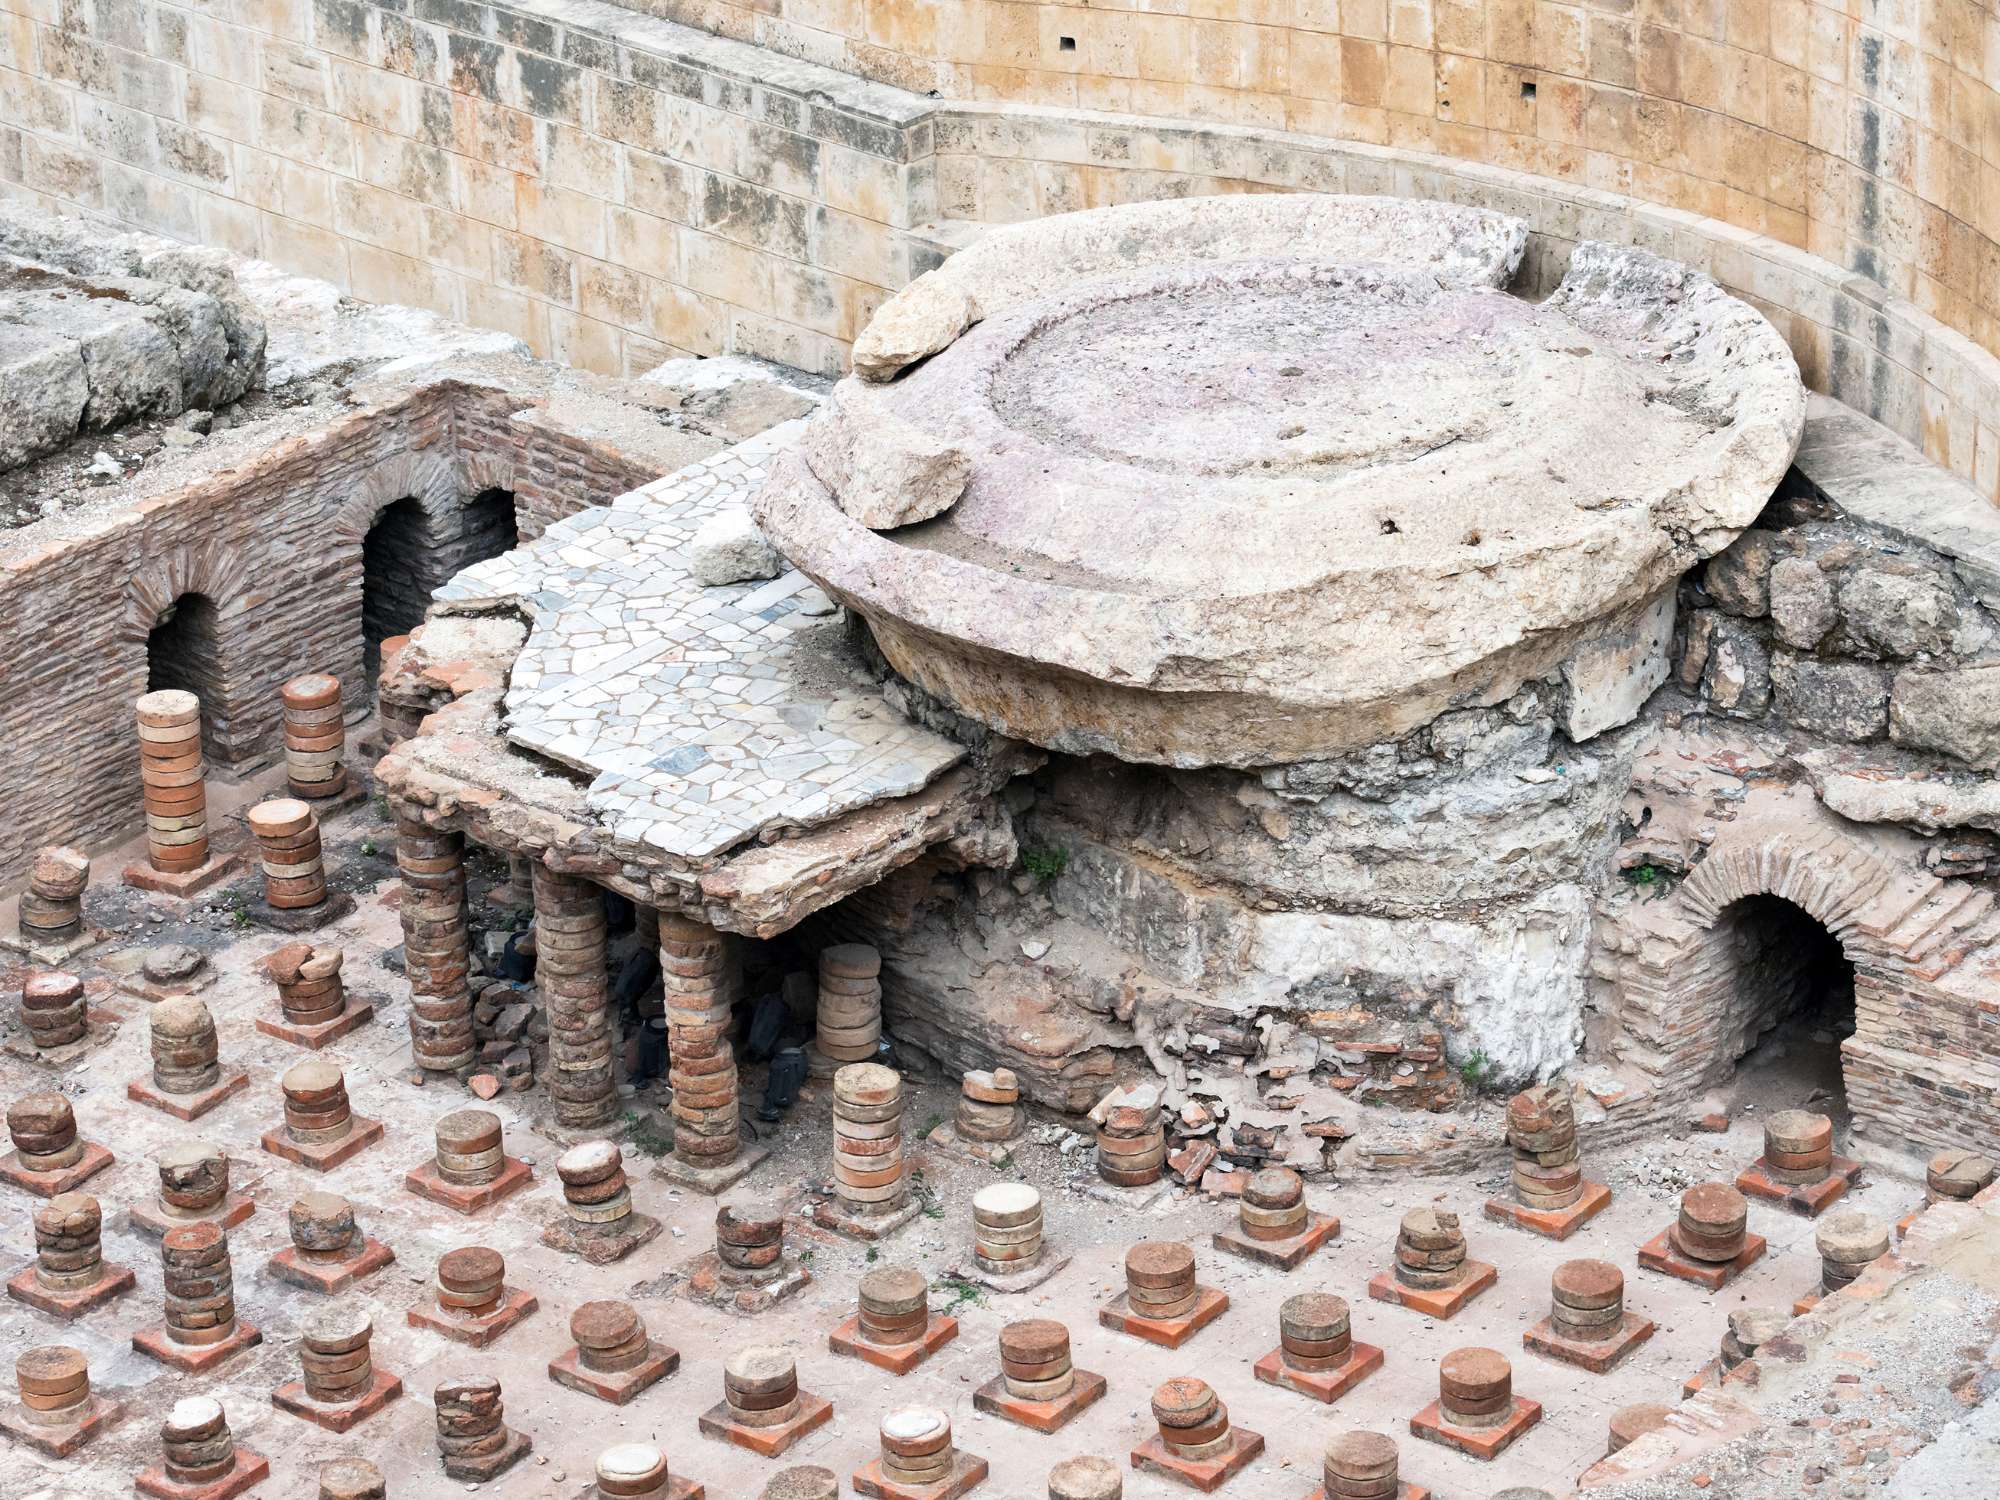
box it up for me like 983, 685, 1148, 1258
0, 748, 1926, 1500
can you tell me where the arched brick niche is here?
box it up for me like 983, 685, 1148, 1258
1596, 789, 2000, 1154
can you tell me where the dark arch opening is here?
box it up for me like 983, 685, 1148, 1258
361, 489, 519, 678
146, 592, 223, 753
1720, 893, 1857, 1113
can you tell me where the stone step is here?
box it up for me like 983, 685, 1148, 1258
1903, 892, 2000, 965
1851, 870, 1954, 943
1879, 884, 1988, 957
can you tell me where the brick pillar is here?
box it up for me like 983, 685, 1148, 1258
395, 819, 474, 1075
530, 866, 618, 1130
658, 914, 740, 1174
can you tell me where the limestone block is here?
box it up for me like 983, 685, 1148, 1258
1837, 568, 1959, 659
0, 328, 87, 469
1558, 590, 1675, 742
1771, 656, 1890, 741
1703, 529, 1784, 616
801, 381, 969, 530
1770, 557, 1835, 649
687, 509, 782, 587
1890, 664, 2000, 768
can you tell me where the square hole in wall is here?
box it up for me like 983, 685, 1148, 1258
1520, 79, 1537, 100
1059, 35, 1077, 51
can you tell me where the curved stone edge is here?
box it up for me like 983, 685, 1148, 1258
850, 193, 1530, 382
1551, 239, 1807, 547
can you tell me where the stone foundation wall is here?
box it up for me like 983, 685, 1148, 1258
4, 2, 1999, 505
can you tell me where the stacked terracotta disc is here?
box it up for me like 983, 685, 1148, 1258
1394, 1208, 1467, 1289
266, 943, 346, 1028
159, 1221, 238, 1348
1124, 1241, 1198, 1319
436, 1247, 506, 1317
1762, 1109, 1834, 1184
17, 1345, 91, 1429
595, 1442, 672, 1498
573, 1301, 653, 1374
557, 1140, 632, 1238
1095, 1083, 1165, 1186
1607, 1403, 1671, 1454
9, 1092, 83, 1171
1816, 1212, 1890, 1293
957, 1067, 1022, 1141
658, 913, 739, 1170
715, 1200, 787, 1285
1151, 1378, 1231, 1458
1926, 1149, 1995, 1203
156, 1140, 230, 1222
1239, 1167, 1308, 1240
290, 1192, 363, 1266
998, 1318, 1075, 1401
161, 1395, 236, 1483
320, 1458, 386, 1500
816, 944, 882, 1068
20, 972, 86, 1051
1048, 1455, 1123, 1500
972, 1182, 1044, 1274
858, 1266, 931, 1345
31, 1193, 105, 1293
300, 1306, 378, 1404
20, 846, 88, 941
833, 1063, 907, 1218
1549, 1259, 1625, 1341
1279, 1292, 1351, 1372
150, 997, 220, 1094
281, 1060, 355, 1146
530, 867, 618, 1130
136, 691, 209, 873
396, 820, 475, 1072
1671, 1183, 1749, 1263
433, 1375, 509, 1472
877, 1407, 956, 1487
433, 1109, 506, 1189
1506, 1084, 1583, 1210
1323, 1431, 1401, 1499
282, 674, 347, 799
1437, 1347, 1513, 1429
1719, 1307, 1786, 1371
249, 799, 326, 910
723, 1346, 800, 1427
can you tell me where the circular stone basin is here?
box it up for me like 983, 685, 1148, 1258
758, 199, 1803, 767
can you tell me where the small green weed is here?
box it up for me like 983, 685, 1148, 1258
936, 1274, 984, 1314
1022, 843, 1068, 885
1458, 1049, 1491, 1088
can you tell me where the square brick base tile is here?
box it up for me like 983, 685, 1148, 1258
130, 1193, 256, 1240
267, 1237, 395, 1294
1637, 1228, 1766, 1290
0, 1140, 114, 1197
541, 1211, 661, 1265
259, 1115, 384, 1172
244, 889, 356, 933
682, 1249, 813, 1313
1523, 1311, 1656, 1373
697, 1390, 834, 1457
443, 1426, 531, 1482
117, 967, 216, 1004
136, 1450, 270, 1500
0, 1395, 123, 1456
853, 1451, 991, 1500
123, 849, 243, 899
407, 1284, 540, 1347
127, 1069, 251, 1122
654, 1140, 770, 1195
1736, 1156, 1863, 1217
1897, 1205, 1922, 1241
7, 1259, 136, 1318
1213, 1212, 1341, 1271
1483, 1179, 1613, 1241
3, 1009, 119, 1068
1098, 1284, 1229, 1349
960, 1246, 1071, 1294
404, 1155, 534, 1214
813, 1196, 921, 1242
1409, 1396, 1543, 1461
0, 922, 107, 966
923, 1122, 1019, 1168
547, 1340, 679, 1404
1298, 1483, 1431, 1500
1794, 1291, 1824, 1315
830, 1312, 958, 1374
271, 1368, 403, 1432
1252, 1341, 1385, 1404
1682, 1358, 1719, 1398
570, 1478, 703, 1500
1366, 1261, 1498, 1318
973, 1368, 1107, 1432
132, 1320, 263, 1373
1130, 1427, 1265, 1493
256, 997, 375, 1050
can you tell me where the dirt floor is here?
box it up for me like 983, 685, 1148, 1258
0, 742, 1929, 1500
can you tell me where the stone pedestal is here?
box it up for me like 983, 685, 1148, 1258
1, 1093, 113, 1196
397, 819, 476, 1075
830, 1267, 958, 1374
259, 1059, 384, 1171
404, 1107, 533, 1212
133, 1221, 262, 1373
272, 1307, 403, 1432
406, 1246, 539, 1347
548, 1300, 679, 1404
698, 1347, 834, 1457
659, 912, 748, 1187
971, 1319, 1105, 1433
282, 674, 348, 800
7, 1192, 135, 1318
1408, 1348, 1542, 1461
1100, 1242, 1228, 1349
542, 1139, 661, 1262
1131, 1380, 1263, 1493
268, 1192, 395, 1293
433, 1375, 532, 1482
533, 865, 621, 1130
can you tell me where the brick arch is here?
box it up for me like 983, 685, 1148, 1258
119, 542, 255, 645
1673, 829, 1898, 962
329, 450, 463, 547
